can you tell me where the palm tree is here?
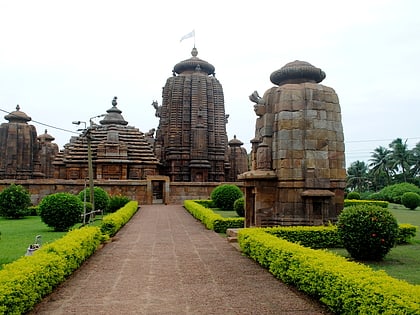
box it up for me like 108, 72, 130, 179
410, 142, 420, 180
369, 146, 392, 189
389, 138, 413, 182
347, 160, 370, 192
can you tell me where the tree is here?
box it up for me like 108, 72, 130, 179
347, 160, 370, 192
389, 138, 413, 182
369, 146, 392, 190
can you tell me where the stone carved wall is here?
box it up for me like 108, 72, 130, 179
240, 61, 346, 227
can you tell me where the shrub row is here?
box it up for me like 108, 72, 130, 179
344, 199, 389, 208
0, 226, 103, 315
0, 201, 138, 314
264, 224, 416, 247
238, 228, 420, 314
100, 201, 139, 236
184, 200, 244, 233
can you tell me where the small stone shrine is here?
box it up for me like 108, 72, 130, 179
54, 97, 159, 180
0, 105, 44, 179
153, 47, 239, 182
226, 135, 249, 181
37, 130, 59, 178
239, 61, 346, 227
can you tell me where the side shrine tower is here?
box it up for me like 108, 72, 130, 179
239, 61, 346, 227
153, 47, 230, 182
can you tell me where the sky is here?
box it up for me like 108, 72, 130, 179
1, 0, 419, 168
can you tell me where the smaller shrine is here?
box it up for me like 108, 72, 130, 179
0, 105, 44, 179
54, 97, 159, 180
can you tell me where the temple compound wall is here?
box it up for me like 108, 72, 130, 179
240, 60, 346, 227
0, 179, 243, 206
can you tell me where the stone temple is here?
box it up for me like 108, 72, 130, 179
153, 47, 243, 182
53, 97, 159, 180
240, 60, 346, 227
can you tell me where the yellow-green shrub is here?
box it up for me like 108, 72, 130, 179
100, 200, 138, 236
184, 200, 244, 233
238, 228, 420, 314
0, 225, 103, 314
344, 199, 389, 208
41, 226, 105, 276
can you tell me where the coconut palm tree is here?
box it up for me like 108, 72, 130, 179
369, 146, 392, 189
389, 138, 413, 182
347, 160, 370, 192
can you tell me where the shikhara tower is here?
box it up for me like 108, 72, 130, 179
153, 47, 231, 182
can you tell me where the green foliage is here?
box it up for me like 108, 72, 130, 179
0, 184, 31, 219
184, 200, 244, 233
107, 194, 131, 213
401, 192, 420, 210
337, 205, 399, 261
39, 193, 84, 231
238, 228, 420, 314
379, 182, 420, 204
0, 226, 104, 314
210, 184, 243, 210
344, 199, 389, 208
264, 225, 343, 248
78, 187, 110, 211
346, 191, 360, 200
233, 197, 245, 217
100, 201, 138, 236
396, 224, 418, 244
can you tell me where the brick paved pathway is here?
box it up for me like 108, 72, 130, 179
30, 205, 331, 315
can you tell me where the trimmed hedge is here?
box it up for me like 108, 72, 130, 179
344, 199, 389, 208
0, 226, 103, 314
264, 224, 416, 247
184, 200, 244, 233
100, 201, 139, 236
264, 225, 343, 248
238, 228, 420, 314
0, 200, 137, 314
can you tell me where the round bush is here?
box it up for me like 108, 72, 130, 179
210, 184, 243, 210
346, 191, 361, 200
401, 192, 420, 210
78, 187, 110, 211
107, 195, 131, 213
337, 204, 398, 261
0, 184, 31, 219
233, 197, 245, 217
39, 193, 84, 231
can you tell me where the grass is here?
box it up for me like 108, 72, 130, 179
0, 215, 103, 269
212, 209, 241, 218
0, 216, 67, 268
330, 203, 420, 285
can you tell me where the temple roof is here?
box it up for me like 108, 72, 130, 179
228, 135, 244, 147
270, 60, 326, 86
4, 105, 31, 123
38, 129, 55, 142
100, 97, 128, 126
173, 47, 215, 75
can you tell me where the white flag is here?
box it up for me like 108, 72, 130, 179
180, 30, 195, 42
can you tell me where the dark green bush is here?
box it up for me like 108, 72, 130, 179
233, 197, 245, 217
346, 191, 360, 200
401, 192, 420, 210
0, 184, 31, 218
78, 187, 110, 211
379, 183, 420, 204
210, 184, 243, 210
39, 193, 84, 231
337, 204, 399, 261
107, 195, 131, 213
367, 192, 384, 200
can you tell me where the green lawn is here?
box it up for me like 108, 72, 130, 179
212, 209, 240, 218
330, 204, 420, 285
0, 215, 103, 269
0, 216, 67, 268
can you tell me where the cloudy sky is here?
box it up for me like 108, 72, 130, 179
1, 0, 419, 168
